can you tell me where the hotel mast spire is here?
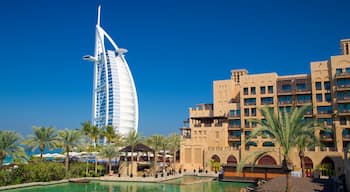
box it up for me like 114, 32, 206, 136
97, 5, 101, 26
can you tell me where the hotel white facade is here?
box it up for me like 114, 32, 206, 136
84, 6, 138, 136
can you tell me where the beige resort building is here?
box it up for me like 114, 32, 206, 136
180, 39, 350, 177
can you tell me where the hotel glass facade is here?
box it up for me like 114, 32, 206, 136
85, 6, 138, 137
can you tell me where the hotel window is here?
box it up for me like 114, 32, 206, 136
279, 106, 291, 113
317, 106, 332, 114
243, 88, 248, 95
261, 97, 274, 105
268, 86, 273, 94
296, 83, 306, 90
260, 86, 266, 94
251, 121, 257, 128
340, 117, 346, 125
339, 104, 350, 113
245, 120, 250, 128
315, 82, 322, 90
279, 95, 292, 104
336, 68, 342, 75
229, 109, 240, 117
337, 79, 350, 88
318, 118, 333, 126
316, 94, 323, 102
251, 87, 256, 95
346, 68, 350, 74
229, 120, 241, 128
324, 81, 330, 90
244, 98, 256, 106
244, 108, 250, 116
282, 84, 291, 92
325, 93, 331, 102
297, 95, 311, 104
251, 108, 256, 116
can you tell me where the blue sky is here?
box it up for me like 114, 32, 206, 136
0, 0, 349, 137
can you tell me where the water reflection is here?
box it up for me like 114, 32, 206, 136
8, 177, 252, 192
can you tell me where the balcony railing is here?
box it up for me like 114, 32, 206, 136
278, 100, 293, 105
296, 88, 311, 93
320, 134, 334, 141
337, 96, 350, 103
335, 72, 350, 78
339, 109, 350, 115
261, 101, 274, 105
343, 134, 350, 140
337, 84, 350, 90
296, 99, 312, 104
317, 111, 332, 115
228, 114, 241, 118
244, 103, 256, 106
228, 135, 241, 140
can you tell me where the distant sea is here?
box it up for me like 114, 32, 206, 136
3, 147, 63, 165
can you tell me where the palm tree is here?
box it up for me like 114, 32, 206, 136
103, 125, 116, 144
160, 137, 169, 173
81, 121, 101, 148
57, 129, 82, 173
238, 105, 319, 192
0, 131, 27, 169
124, 129, 141, 177
99, 144, 118, 175
167, 133, 180, 171
146, 135, 164, 175
23, 126, 58, 159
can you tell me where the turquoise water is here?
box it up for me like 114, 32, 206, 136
6, 177, 253, 192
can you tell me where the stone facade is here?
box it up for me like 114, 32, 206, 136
180, 39, 350, 177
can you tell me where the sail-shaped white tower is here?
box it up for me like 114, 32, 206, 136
84, 6, 138, 137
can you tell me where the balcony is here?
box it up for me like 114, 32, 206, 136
335, 72, 350, 79
228, 114, 241, 119
228, 135, 241, 141
339, 109, 350, 116
336, 84, 350, 91
296, 100, 312, 105
343, 134, 350, 141
296, 88, 311, 94
229, 124, 241, 129
320, 134, 334, 142
277, 89, 293, 95
278, 100, 293, 106
337, 96, 350, 103
304, 111, 313, 117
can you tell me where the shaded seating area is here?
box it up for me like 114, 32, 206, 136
119, 143, 155, 176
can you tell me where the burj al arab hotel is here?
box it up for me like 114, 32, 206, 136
84, 6, 138, 136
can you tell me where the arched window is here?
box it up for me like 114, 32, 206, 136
257, 155, 277, 165
226, 155, 237, 164
211, 154, 220, 163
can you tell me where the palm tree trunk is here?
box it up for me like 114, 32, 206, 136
0, 157, 4, 170
131, 146, 134, 177
65, 146, 69, 173
95, 156, 98, 175
86, 159, 89, 176
173, 151, 176, 172
40, 144, 45, 159
153, 151, 157, 175
163, 148, 166, 173
299, 150, 305, 177
108, 157, 112, 174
